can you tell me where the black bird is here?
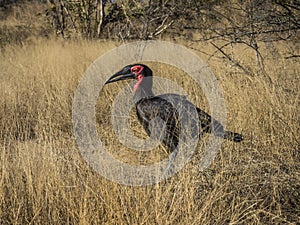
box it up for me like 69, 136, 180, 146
105, 64, 243, 153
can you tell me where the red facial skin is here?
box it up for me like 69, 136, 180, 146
131, 65, 144, 92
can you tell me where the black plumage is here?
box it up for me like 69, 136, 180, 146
105, 64, 243, 152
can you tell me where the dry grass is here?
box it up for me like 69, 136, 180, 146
0, 34, 299, 225
1, 2, 299, 224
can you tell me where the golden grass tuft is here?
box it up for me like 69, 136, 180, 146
0, 37, 299, 224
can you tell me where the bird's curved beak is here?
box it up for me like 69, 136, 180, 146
105, 68, 135, 84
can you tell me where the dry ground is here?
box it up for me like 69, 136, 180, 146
0, 36, 299, 225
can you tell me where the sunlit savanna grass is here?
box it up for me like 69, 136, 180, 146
0, 37, 299, 225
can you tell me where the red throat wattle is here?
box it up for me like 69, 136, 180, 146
134, 75, 144, 92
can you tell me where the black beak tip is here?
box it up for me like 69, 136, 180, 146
104, 71, 135, 85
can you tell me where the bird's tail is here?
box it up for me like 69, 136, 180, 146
223, 131, 243, 142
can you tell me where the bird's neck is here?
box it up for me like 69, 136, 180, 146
133, 77, 154, 104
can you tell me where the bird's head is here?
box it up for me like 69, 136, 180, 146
105, 64, 153, 92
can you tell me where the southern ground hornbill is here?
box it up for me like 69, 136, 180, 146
105, 64, 243, 153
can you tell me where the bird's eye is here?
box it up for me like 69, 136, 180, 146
131, 65, 144, 75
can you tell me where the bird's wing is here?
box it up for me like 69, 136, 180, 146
136, 94, 243, 146
136, 96, 181, 152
